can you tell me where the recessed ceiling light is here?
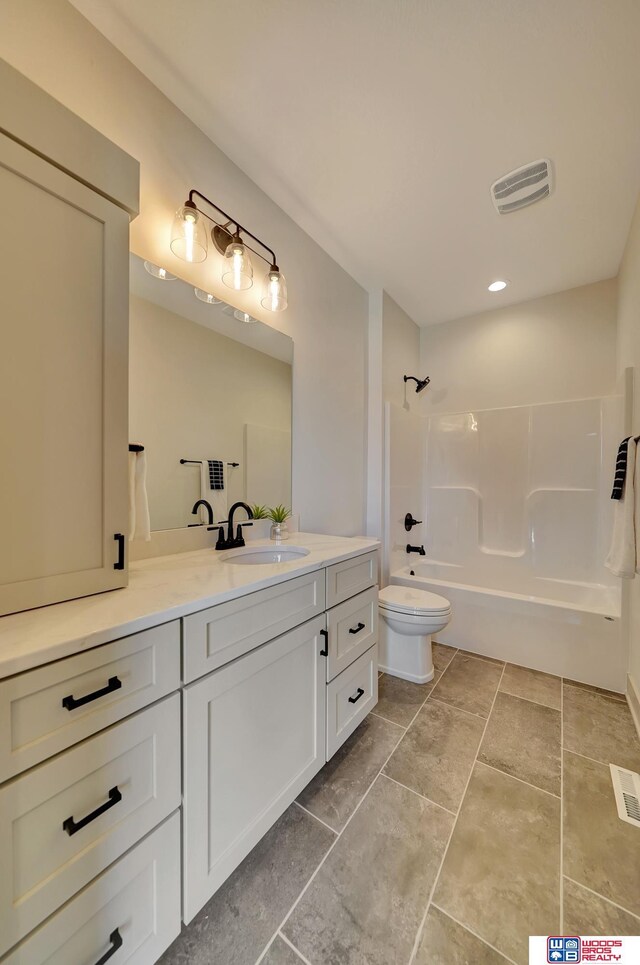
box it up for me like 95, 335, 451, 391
488, 280, 508, 292
144, 261, 176, 280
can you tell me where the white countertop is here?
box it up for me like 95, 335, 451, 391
0, 534, 379, 679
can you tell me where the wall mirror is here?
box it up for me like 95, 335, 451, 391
129, 254, 293, 532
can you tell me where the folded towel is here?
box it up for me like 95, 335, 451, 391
606, 437, 637, 578
199, 459, 228, 524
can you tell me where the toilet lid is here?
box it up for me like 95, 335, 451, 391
379, 584, 450, 615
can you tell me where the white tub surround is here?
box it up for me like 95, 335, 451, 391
393, 565, 623, 693
0, 535, 379, 963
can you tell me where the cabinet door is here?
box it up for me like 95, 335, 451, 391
183, 615, 327, 922
0, 132, 129, 616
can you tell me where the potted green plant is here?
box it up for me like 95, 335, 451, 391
267, 504, 292, 541
249, 504, 270, 519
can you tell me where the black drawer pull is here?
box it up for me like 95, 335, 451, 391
349, 622, 366, 635
319, 629, 328, 656
94, 928, 123, 965
63, 786, 122, 836
113, 533, 125, 570
348, 687, 365, 704
62, 676, 122, 711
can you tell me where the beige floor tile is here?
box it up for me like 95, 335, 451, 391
435, 762, 560, 964
564, 678, 626, 702
297, 713, 403, 831
431, 653, 503, 718
432, 641, 457, 673
375, 671, 440, 727
415, 906, 512, 964
262, 936, 305, 965
478, 692, 561, 795
159, 805, 334, 965
563, 686, 640, 770
563, 878, 640, 936
500, 664, 561, 710
384, 698, 484, 811
564, 751, 640, 918
284, 775, 453, 965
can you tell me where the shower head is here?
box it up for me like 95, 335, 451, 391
404, 374, 430, 394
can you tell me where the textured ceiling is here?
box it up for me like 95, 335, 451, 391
72, 0, 640, 324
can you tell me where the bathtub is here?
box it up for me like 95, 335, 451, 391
391, 563, 625, 692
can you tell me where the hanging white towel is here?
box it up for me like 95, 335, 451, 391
129, 450, 151, 542
199, 459, 228, 525
606, 437, 637, 578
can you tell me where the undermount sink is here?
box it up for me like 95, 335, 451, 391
221, 546, 310, 565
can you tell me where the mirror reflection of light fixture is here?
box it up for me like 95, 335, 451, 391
194, 287, 222, 305
170, 189, 288, 311
233, 309, 257, 324
170, 201, 208, 263
144, 261, 176, 280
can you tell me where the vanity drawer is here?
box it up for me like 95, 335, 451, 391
326, 585, 378, 681
183, 570, 325, 682
2, 813, 181, 965
0, 621, 180, 782
0, 693, 180, 955
326, 551, 378, 608
326, 643, 378, 759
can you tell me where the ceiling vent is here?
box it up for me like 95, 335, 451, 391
491, 159, 553, 214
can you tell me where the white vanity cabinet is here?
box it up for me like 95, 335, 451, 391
0, 63, 139, 616
182, 614, 327, 922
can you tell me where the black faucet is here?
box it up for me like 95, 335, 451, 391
406, 543, 426, 556
192, 499, 215, 528
215, 501, 254, 550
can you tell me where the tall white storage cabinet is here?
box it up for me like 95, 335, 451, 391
0, 62, 139, 616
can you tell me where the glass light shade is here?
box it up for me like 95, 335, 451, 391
194, 287, 222, 305
144, 261, 176, 280
222, 240, 253, 290
261, 267, 288, 312
170, 205, 208, 263
233, 309, 256, 323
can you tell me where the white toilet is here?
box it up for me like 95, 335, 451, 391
378, 585, 452, 684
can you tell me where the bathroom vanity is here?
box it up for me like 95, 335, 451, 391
0, 535, 379, 963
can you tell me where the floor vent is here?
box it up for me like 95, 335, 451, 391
610, 764, 640, 828
490, 159, 553, 214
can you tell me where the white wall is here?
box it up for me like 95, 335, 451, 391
419, 279, 618, 414
0, 0, 368, 536
616, 192, 640, 701
382, 293, 422, 410
129, 295, 291, 531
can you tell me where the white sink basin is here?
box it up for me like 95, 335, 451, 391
221, 546, 310, 565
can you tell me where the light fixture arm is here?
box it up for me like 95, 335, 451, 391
188, 189, 278, 268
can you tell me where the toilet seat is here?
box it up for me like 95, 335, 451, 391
378, 584, 450, 616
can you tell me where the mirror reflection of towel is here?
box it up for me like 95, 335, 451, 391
606, 438, 637, 578
199, 459, 228, 524
129, 450, 151, 541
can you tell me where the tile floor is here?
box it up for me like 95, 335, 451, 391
160, 642, 640, 965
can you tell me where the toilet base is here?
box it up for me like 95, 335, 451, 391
378, 661, 435, 685
378, 615, 435, 684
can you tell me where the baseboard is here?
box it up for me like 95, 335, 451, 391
627, 673, 640, 742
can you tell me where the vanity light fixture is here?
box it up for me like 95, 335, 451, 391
144, 261, 176, 280
194, 287, 222, 305
488, 279, 509, 292
171, 189, 288, 310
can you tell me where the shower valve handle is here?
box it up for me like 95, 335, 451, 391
404, 513, 423, 532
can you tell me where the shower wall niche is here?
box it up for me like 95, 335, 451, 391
424, 397, 620, 593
